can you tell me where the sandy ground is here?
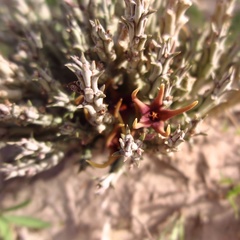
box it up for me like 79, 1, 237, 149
0, 1, 239, 239
0, 106, 240, 240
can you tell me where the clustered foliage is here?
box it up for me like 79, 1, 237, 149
0, 0, 239, 192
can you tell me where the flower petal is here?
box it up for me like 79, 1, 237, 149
152, 84, 165, 108
132, 88, 150, 114
139, 115, 152, 124
159, 100, 198, 121
133, 118, 151, 129
86, 153, 120, 168
152, 121, 170, 136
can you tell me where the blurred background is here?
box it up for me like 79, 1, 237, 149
0, 0, 240, 240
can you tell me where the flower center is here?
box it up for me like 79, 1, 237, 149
148, 111, 160, 122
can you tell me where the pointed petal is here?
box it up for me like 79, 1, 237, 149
74, 95, 84, 105
132, 88, 150, 114
160, 100, 198, 121
133, 118, 151, 129
114, 98, 122, 118
86, 154, 120, 168
165, 124, 171, 136
139, 115, 152, 124
152, 121, 171, 137
106, 123, 125, 148
132, 118, 138, 129
152, 84, 165, 107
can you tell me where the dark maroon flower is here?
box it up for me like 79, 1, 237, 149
132, 84, 198, 136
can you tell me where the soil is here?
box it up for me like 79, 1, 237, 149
0, 0, 240, 239
0, 105, 240, 240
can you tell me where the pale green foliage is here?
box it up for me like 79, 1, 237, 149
0, 0, 239, 192
0, 200, 50, 240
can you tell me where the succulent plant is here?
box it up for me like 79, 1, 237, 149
0, 0, 239, 193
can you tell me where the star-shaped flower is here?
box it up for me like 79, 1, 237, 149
132, 84, 198, 136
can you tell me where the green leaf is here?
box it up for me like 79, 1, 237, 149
169, 218, 185, 240
227, 184, 240, 219
219, 177, 234, 186
2, 200, 31, 213
45, 0, 57, 6
0, 217, 14, 240
3, 215, 51, 229
230, 10, 240, 38
158, 217, 185, 240
227, 184, 240, 198
186, 5, 204, 28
